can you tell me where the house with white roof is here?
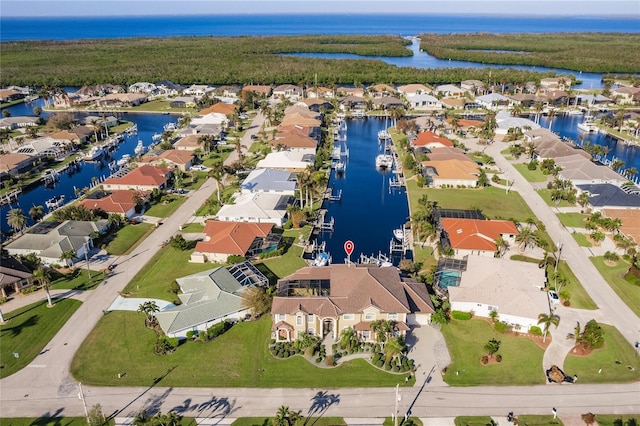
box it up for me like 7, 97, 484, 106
475, 93, 510, 110
241, 168, 297, 195
184, 85, 215, 97
156, 262, 269, 338
495, 110, 540, 136
435, 84, 464, 98
216, 192, 291, 226
406, 94, 443, 111
448, 255, 548, 332
128, 82, 157, 94
15, 137, 65, 158
256, 150, 315, 173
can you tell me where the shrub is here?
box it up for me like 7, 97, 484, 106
169, 281, 181, 294
372, 353, 381, 364
393, 365, 400, 372
494, 321, 512, 334
305, 346, 316, 357
385, 363, 392, 371
451, 310, 472, 320
226, 255, 246, 264
324, 355, 335, 366
496, 354, 503, 362
528, 326, 542, 335
186, 330, 197, 339
376, 360, 384, 368
480, 355, 489, 365
153, 336, 176, 355
21, 286, 37, 295
0, 296, 7, 304
206, 319, 233, 340
315, 357, 322, 363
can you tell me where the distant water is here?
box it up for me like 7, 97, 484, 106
1, 14, 638, 41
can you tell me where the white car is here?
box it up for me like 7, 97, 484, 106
190, 165, 210, 172
548, 290, 560, 305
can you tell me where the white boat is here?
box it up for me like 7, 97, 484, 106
335, 161, 345, 173
313, 252, 331, 267
163, 122, 177, 132
134, 140, 146, 156
117, 154, 131, 167
126, 124, 137, 135
45, 194, 65, 210
331, 146, 342, 160
351, 110, 365, 118
152, 133, 163, 141
83, 145, 104, 161
577, 120, 599, 133
41, 169, 60, 185
378, 129, 391, 142
375, 154, 394, 169
567, 109, 584, 116
393, 228, 404, 241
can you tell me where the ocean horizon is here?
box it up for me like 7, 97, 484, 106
2, 13, 639, 41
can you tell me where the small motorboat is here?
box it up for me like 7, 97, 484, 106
375, 154, 393, 169
393, 228, 404, 241
45, 194, 65, 210
313, 252, 331, 267
83, 145, 104, 161
134, 140, 146, 156
117, 154, 131, 167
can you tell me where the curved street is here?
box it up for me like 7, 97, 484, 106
1, 125, 639, 421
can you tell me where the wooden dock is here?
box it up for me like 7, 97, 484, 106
0, 188, 22, 206
324, 188, 342, 202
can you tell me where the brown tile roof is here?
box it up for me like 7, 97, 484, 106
194, 221, 273, 256
603, 208, 640, 244
0, 153, 33, 171
198, 103, 239, 116
273, 321, 294, 331
271, 132, 317, 149
422, 159, 480, 180
102, 165, 171, 187
446, 118, 483, 129
280, 112, 322, 127
271, 265, 434, 317
442, 218, 518, 251
413, 131, 454, 148
174, 135, 201, 148
242, 85, 272, 95
78, 190, 148, 215
141, 149, 194, 165
49, 130, 80, 141
423, 147, 470, 162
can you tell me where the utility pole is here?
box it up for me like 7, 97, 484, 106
84, 241, 92, 280
78, 382, 89, 422
554, 240, 562, 292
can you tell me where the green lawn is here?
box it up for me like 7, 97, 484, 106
537, 189, 574, 208
0, 418, 106, 426
517, 415, 563, 425
590, 256, 640, 317
122, 245, 216, 301
233, 418, 346, 426
513, 163, 549, 183
454, 417, 495, 426
105, 222, 154, 255
0, 298, 82, 379
593, 414, 640, 426
383, 418, 422, 426
258, 244, 307, 280
552, 261, 597, 310
563, 324, 640, 383
407, 181, 535, 222
441, 319, 546, 386
572, 232, 593, 247
180, 222, 205, 233
145, 196, 186, 218
71, 316, 412, 387
557, 213, 587, 228
51, 269, 106, 291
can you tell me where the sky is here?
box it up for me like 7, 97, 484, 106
2, 0, 639, 17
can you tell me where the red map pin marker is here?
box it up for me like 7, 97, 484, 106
344, 240, 354, 256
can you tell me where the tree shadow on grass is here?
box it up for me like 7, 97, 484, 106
1, 314, 38, 338
27, 407, 66, 426
305, 391, 340, 426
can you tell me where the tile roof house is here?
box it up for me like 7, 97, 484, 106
603, 208, 640, 243
435, 84, 464, 98
101, 165, 172, 191
0, 153, 37, 176
256, 150, 316, 173
190, 221, 279, 263
475, 93, 510, 110
241, 168, 297, 195
173, 135, 202, 151
156, 261, 269, 338
272, 84, 303, 101
78, 189, 149, 219
367, 84, 397, 97
611, 86, 640, 105
576, 183, 640, 211
97, 93, 147, 107
555, 155, 626, 185
280, 111, 322, 127
439, 218, 519, 257
0, 256, 34, 298
411, 131, 454, 152
216, 192, 291, 226
241, 85, 273, 98
199, 102, 239, 116
139, 149, 195, 171
396, 84, 431, 97
271, 264, 434, 342
336, 87, 365, 98
449, 255, 548, 332
372, 96, 405, 110
421, 159, 480, 188
5, 220, 108, 266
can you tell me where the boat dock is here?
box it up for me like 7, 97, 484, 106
389, 226, 413, 256
310, 209, 334, 238
0, 189, 22, 206
324, 188, 342, 202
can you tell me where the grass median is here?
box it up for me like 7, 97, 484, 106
590, 256, 640, 317
105, 222, 155, 256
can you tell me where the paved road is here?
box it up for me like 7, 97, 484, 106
476, 140, 640, 350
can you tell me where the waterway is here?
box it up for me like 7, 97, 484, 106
316, 118, 410, 264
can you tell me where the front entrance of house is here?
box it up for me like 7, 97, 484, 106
322, 319, 333, 338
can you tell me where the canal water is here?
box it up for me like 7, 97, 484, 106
316, 118, 410, 264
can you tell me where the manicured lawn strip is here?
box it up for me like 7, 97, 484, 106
122, 245, 216, 301
454, 417, 494, 426
406, 181, 535, 222
0, 298, 82, 379
590, 257, 640, 317
563, 324, 640, 383
441, 319, 545, 386
516, 415, 563, 425
180, 222, 204, 233
594, 414, 640, 426
105, 222, 154, 255
145, 196, 186, 218
259, 244, 307, 280
383, 418, 422, 426
553, 260, 597, 310
537, 189, 574, 208
557, 213, 587, 228
572, 232, 593, 247
71, 315, 411, 387
513, 163, 548, 183
233, 418, 346, 426
51, 269, 106, 291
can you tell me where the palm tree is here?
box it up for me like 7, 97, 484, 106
537, 312, 560, 343
515, 226, 539, 252
547, 108, 557, 130
58, 250, 77, 267
611, 159, 625, 172
383, 335, 405, 363
533, 102, 544, 124
132, 409, 150, 426
624, 167, 637, 180
272, 406, 303, 426
7, 208, 27, 235
33, 266, 53, 307
495, 236, 508, 257
137, 301, 160, 327
28, 205, 44, 223
570, 321, 581, 353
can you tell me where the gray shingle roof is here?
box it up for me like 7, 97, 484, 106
576, 183, 640, 208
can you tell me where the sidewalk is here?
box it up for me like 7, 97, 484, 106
1, 287, 89, 315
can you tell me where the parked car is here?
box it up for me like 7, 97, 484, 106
190, 165, 210, 172
548, 290, 560, 305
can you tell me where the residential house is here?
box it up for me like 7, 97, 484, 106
0, 153, 37, 176
611, 86, 640, 105
256, 150, 316, 173
406, 94, 442, 111
156, 261, 269, 338
448, 255, 548, 332
241, 85, 272, 99
439, 217, 519, 257
460, 80, 485, 95
336, 87, 365, 98
5, 220, 108, 266
215, 85, 242, 99
435, 84, 464, 98
101, 165, 172, 191
272, 84, 303, 101
495, 110, 540, 136
271, 264, 434, 342
507, 93, 546, 108
0, 89, 25, 102
216, 192, 291, 226
271, 128, 318, 153
602, 208, 640, 244
183, 85, 214, 97
544, 90, 569, 107
396, 84, 431, 97
83, 115, 118, 129
300, 99, 333, 113
475, 93, 510, 110
367, 84, 396, 98
372, 96, 405, 110
411, 131, 454, 153
241, 168, 297, 195
139, 150, 195, 171
190, 221, 280, 263
173, 135, 203, 151
128, 82, 157, 94
199, 102, 239, 116
169, 96, 197, 109
0, 256, 34, 298
98, 93, 147, 107
305, 87, 335, 99
78, 189, 148, 219
16, 137, 65, 158
155, 81, 183, 96
339, 95, 367, 113
0, 116, 38, 130
576, 183, 640, 211
540, 77, 571, 92
421, 158, 480, 188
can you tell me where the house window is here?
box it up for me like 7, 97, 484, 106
296, 316, 303, 326
343, 313, 355, 320
307, 314, 314, 323
307, 328, 314, 336
365, 312, 376, 321
362, 330, 371, 340
387, 313, 398, 320
277, 314, 286, 321
488, 306, 497, 312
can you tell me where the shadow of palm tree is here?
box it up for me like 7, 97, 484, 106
305, 391, 340, 425
1, 314, 39, 338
